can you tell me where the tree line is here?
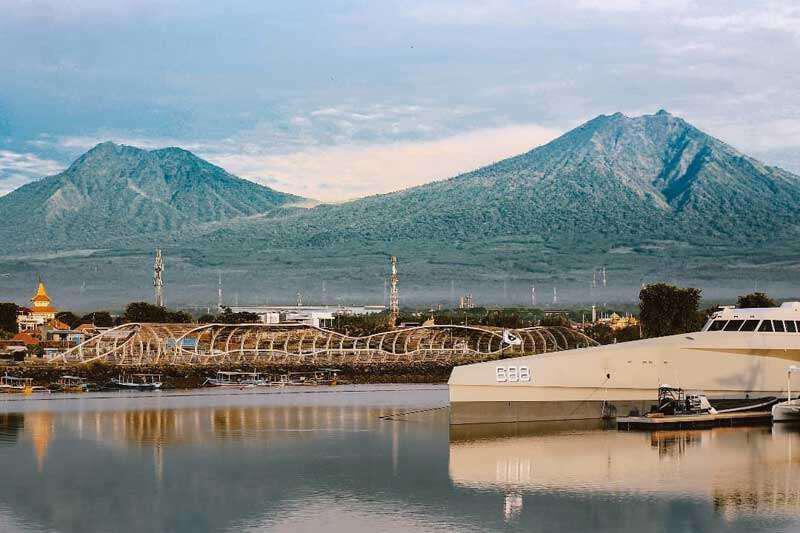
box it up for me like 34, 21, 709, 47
0, 289, 782, 342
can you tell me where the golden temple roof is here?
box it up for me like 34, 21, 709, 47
31, 281, 51, 304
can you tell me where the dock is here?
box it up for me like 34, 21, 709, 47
617, 410, 772, 430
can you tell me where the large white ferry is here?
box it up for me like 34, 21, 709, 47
449, 302, 800, 424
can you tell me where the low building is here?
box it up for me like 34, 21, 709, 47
227, 305, 385, 328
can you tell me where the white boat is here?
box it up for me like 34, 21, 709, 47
449, 302, 800, 424
111, 373, 162, 390
203, 371, 267, 388
772, 365, 800, 422
0, 375, 49, 394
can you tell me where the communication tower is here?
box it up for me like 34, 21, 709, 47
217, 272, 223, 312
389, 256, 399, 327
552, 286, 558, 305
602, 266, 607, 288
531, 283, 536, 307
153, 249, 164, 307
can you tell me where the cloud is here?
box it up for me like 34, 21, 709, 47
0, 150, 64, 195
208, 123, 559, 202
681, 3, 800, 36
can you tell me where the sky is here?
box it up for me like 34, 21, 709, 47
1, 0, 799, 201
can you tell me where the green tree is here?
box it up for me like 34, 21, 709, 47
736, 292, 777, 308
82, 311, 115, 327
583, 322, 615, 344
197, 314, 216, 324
215, 307, 260, 324
639, 283, 703, 338
56, 311, 81, 328
540, 313, 571, 327
123, 302, 168, 323
165, 310, 193, 323
0, 302, 19, 334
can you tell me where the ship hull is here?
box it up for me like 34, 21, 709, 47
448, 331, 797, 424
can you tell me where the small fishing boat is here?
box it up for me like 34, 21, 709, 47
203, 371, 266, 388
773, 365, 800, 422
0, 375, 49, 394
111, 373, 163, 390
285, 369, 340, 386
51, 375, 95, 393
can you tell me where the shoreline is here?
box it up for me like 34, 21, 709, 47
0, 361, 455, 389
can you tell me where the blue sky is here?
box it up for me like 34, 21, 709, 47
1, 0, 799, 200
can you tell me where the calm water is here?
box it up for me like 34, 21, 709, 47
1, 385, 799, 532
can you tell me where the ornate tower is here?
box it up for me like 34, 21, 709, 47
153, 249, 164, 307
389, 256, 399, 328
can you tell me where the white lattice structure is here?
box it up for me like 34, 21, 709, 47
56, 323, 598, 365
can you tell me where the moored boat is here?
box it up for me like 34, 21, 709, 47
449, 302, 800, 424
0, 375, 49, 394
285, 369, 340, 386
203, 371, 267, 388
772, 365, 800, 422
51, 375, 94, 393
111, 373, 163, 390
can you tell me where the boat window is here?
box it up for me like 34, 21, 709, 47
795, 320, 800, 332
739, 320, 759, 331
787, 321, 798, 333
758, 320, 773, 332
707, 320, 727, 331
723, 320, 744, 331
773, 320, 786, 332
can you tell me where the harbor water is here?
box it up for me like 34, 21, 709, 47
0, 385, 799, 532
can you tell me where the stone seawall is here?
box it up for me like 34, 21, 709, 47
1, 361, 463, 388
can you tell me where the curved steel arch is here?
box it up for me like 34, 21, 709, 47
56, 322, 599, 365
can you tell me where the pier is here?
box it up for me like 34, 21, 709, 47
617, 411, 773, 430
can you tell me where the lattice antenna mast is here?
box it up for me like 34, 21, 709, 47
602, 266, 607, 288
389, 256, 399, 328
153, 249, 164, 307
217, 272, 223, 313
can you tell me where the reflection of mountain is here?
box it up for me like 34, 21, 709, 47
449, 423, 800, 518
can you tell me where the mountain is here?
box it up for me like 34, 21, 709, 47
3, 111, 800, 307
0, 142, 304, 251
196, 109, 800, 247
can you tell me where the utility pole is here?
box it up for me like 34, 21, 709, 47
153, 249, 164, 307
389, 256, 399, 328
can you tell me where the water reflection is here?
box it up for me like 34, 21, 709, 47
0, 389, 798, 532
448, 421, 800, 522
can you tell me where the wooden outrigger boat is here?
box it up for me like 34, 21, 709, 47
0, 375, 49, 394
51, 375, 94, 393
203, 371, 267, 388
285, 369, 340, 386
111, 373, 163, 390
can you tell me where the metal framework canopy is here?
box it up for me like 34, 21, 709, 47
57, 323, 599, 365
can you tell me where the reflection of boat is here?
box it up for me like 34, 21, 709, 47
111, 374, 162, 390
449, 303, 800, 424
51, 375, 94, 393
286, 369, 339, 386
773, 365, 800, 422
0, 375, 49, 394
203, 371, 267, 388
448, 423, 800, 500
